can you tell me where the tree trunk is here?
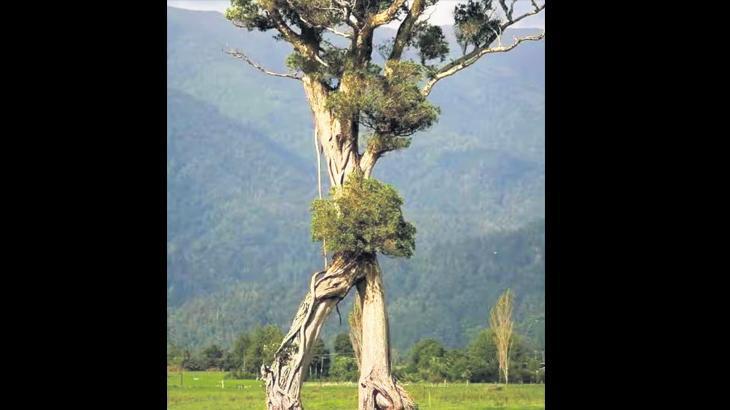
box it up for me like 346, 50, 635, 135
262, 75, 413, 409
302, 76, 360, 188
354, 256, 415, 410
262, 253, 365, 409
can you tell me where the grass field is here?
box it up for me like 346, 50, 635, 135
167, 371, 544, 410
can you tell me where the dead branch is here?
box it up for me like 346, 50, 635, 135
421, 31, 544, 96
369, 0, 409, 28
502, 1, 545, 29
224, 48, 302, 80
498, 0, 517, 22
420, 1, 545, 95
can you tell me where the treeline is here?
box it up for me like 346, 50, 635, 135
166, 216, 545, 353
168, 325, 283, 378
168, 325, 544, 384
396, 330, 543, 384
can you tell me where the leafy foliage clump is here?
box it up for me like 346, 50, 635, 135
411, 23, 450, 66
327, 62, 440, 138
286, 47, 349, 80
225, 0, 274, 31
311, 173, 416, 258
453, 0, 502, 55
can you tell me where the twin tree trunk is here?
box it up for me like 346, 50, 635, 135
355, 257, 415, 410
260, 77, 414, 410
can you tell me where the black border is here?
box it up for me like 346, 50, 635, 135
27, 0, 673, 407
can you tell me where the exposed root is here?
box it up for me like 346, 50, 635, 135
262, 253, 369, 410
395, 383, 416, 409
359, 369, 416, 410
261, 252, 415, 410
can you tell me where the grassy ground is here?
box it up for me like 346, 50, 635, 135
167, 371, 544, 410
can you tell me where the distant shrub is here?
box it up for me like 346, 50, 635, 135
329, 356, 358, 382
182, 356, 207, 371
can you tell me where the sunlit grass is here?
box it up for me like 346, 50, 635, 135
167, 371, 545, 409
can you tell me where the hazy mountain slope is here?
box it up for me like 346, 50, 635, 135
166, 7, 545, 351
167, 88, 321, 305
382, 220, 545, 351
167, 8, 312, 158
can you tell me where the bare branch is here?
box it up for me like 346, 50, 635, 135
265, 7, 328, 69
230, 20, 248, 30
369, 0, 409, 28
267, 8, 333, 68
268, 8, 303, 45
347, 14, 359, 28
501, 2, 545, 30
332, 0, 360, 29
299, 13, 353, 38
420, 4, 437, 24
498, 0, 516, 22
224, 48, 302, 80
487, 24, 504, 48
420, 2, 546, 95
323, 25, 353, 38
286, 0, 354, 38
421, 32, 544, 96
263, 6, 322, 64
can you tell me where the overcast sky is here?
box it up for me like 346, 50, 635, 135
167, 0, 545, 28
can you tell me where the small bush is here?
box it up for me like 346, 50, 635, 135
329, 356, 358, 382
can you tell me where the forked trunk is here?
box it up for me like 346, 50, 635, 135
261, 75, 413, 410
302, 76, 361, 187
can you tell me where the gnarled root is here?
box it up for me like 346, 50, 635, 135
261, 253, 366, 410
360, 369, 416, 410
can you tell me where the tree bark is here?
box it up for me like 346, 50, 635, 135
262, 253, 365, 409
302, 76, 360, 188
355, 256, 415, 410
262, 75, 413, 410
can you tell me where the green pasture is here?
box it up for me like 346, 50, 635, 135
167, 371, 544, 410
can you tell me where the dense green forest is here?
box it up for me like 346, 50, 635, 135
168, 324, 545, 384
167, 7, 544, 354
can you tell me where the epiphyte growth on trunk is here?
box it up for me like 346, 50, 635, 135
311, 172, 416, 258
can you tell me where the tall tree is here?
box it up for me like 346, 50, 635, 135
243, 325, 286, 375
202, 343, 225, 369
406, 338, 447, 382
308, 337, 331, 379
334, 332, 356, 356
224, 1, 545, 408
490, 288, 514, 384
229, 333, 251, 374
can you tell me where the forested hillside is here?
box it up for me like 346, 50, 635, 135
167, 7, 544, 353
